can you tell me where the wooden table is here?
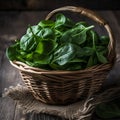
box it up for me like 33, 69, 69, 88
0, 10, 120, 120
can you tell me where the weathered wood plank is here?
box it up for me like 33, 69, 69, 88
0, 52, 23, 94
0, 97, 16, 120
0, 97, 28, 120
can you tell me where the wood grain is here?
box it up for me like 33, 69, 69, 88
0, 97, 16, 120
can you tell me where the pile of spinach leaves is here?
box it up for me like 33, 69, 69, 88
6, 13, 109, 70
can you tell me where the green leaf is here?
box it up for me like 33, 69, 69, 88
76, 47, 94, 58
66, 59, 87, 70
72, 25, 94, 45
96, 46, 106, 51
90, 30, 99, 49
35, 40, 57, 55
25, 61, 50, 70
38, 20, 55, 28
96, 52, 108, 64
20, 51, 27, 56
73, 21, 88, 32
86, 55, 94, 68
55, 13, 74, 29
59, 30, 72, 43
55, 14, 66, 24
52, 43, 76, 65
82, 47, 94, 56
26, 25, 41, 36
100, 36, 109, 45
93, 55, 98, 65
26, 52, 33, 61
6, 42, 20, 60
49, 63, 67, 70
70, 58, 87, 63
37, 28, 54, 39
33, 53, 52, 64
66, 63, 82, 70
69, 23, 91, 45
96, 46, 108, 55
20, 34, 39, 52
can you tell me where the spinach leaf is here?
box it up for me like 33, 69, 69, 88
70, 58, 87, 63
38, 20, 55, 28
20, 34, 38, 52
25, 61, 50, 69
55, 13, 74, 29
6, 42, 20, 60
27, 25, 41, 36
96, 52, 108, 64
93, 55, 98, 65
96, 46, 106, 51
55, 13, 66, 25
73, 21, 88, 31
59, 23, 86, 44
20, 26, 42, 52
65, 59, 87, 70
52, 43, 76, 65
72, 25, 94, 45
35, 40, 57, 55
86, 30, 99, 47
25, 52, 33, 61
76, 47, 94, 58
59, 30, 72, 43
86, 55, 94, 67
33, 53, 52, 64
65, 63, 82, 70
37, 28, 54, 39
82, 47, 94, 56
60, 25, 94, 45
90, 30, 98, 50
100, 36, 109, 45
49, 63, 67, 70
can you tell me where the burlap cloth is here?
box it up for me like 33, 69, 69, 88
3, 84, 120, 120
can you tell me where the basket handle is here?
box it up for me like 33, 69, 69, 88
45, 6, 115, 62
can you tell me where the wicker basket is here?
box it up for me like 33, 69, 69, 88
10, 6, 115, 105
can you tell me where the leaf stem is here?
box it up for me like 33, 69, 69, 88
85, 25, 94, 30
91, 30, 96, 50
28, 25, 35, 37
72, 25, 94, 37
28, 25, 38, 43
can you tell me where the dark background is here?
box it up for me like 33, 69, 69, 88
0, 0, 120, 11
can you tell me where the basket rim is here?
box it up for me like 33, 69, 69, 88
10, 60, 112, 75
